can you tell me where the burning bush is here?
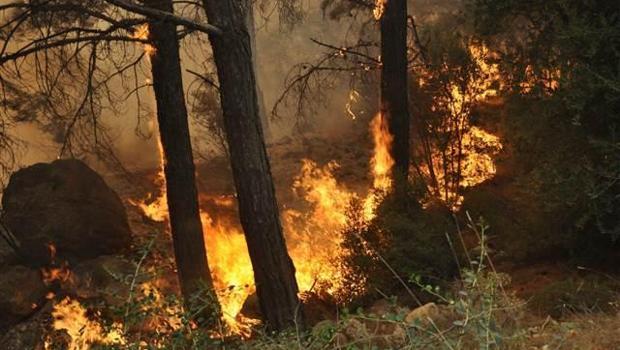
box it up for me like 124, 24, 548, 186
339, 186, 458, 306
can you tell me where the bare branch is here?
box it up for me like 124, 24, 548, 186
103, 0, 222, 35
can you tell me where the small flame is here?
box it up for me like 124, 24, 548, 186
520, 65, 560, 94
373, 0, 387, 20
346, 89, 361, 120
131, 24, 157, 56
369, 112, 394, 192
42, 263, 71, 285
130, 139, 168, 221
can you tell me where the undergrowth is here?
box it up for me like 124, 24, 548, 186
49, 214, 620, 350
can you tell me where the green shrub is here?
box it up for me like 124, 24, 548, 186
339, 186, 458, 305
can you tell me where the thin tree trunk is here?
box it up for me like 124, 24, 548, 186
145, 0, 219, 323
201, 0, 303, 332
380, 0, 410, 183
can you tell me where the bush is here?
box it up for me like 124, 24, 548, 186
528, 277, 619, 319
339, 186, 458, 305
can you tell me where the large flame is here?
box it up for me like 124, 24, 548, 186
369, 113, 394, 192
363, 112, 394, 220
201, 212, 254, 330
129, 110, 396, 334
108, 44, 503, 339
418, 42, 504, 207
284, 160, 357, 294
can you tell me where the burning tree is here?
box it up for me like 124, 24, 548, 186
275, 1, 504, 208
275, 0, 413, 188
143, 0, 219, 323
0, 0, 303, 333
201, 0, 304, 332
377, 0, 411, 185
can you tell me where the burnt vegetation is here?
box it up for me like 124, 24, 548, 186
0, 0, 620, 349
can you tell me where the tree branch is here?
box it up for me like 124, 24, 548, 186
103, 0, 222, 36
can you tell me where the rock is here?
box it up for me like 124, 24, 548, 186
240, 291, 336, 326
339, 317, 408, 349
405, 302, 440, 324
342, 317, 367, 340
405, 302, 455, 329
0, 265, 48, 330
0, 302, 53, 350
0, 237, 17, 268
61, 255, 137, 307
1, 159, 132, 266
367, 298, 407, 318
368, 299, 392, 317
301, 291, 337, 326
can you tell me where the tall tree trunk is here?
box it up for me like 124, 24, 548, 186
246, 4, 272, 142
380, 0, 410, 183
201, 0, 303, 332
145, 0, 219, 324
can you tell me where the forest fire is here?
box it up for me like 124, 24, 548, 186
127, 110, 397, 334
1, 0, 617, 348
415, 42, 504, 208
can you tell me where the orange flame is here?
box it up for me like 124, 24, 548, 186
418, 42, 504, 208
373, 0, 387, 20
363, 112, 394, 220
131, 109, 396, 334
131, 24, 156, 57
46, 297, 124, 350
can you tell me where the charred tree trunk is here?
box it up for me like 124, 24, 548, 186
145, 0, 218, 323
201, 0, 303, 332
380, 0, 410, 183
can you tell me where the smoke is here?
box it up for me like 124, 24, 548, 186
1, 0, 458, 179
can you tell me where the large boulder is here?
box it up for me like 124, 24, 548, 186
1, 159, 132, 266
0, 265, 48, 330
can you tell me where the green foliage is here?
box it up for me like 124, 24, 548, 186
339, 186, 458, 305
461, 0, 620, 262
242, 217, 526, 350
462, 95, 597, 261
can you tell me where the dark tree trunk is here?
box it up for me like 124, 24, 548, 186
145, 0, 218, 323
380, 0, 410, 183
201, 0, 303, 332
246, 4, 272, 142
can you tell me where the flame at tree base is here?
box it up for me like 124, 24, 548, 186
125, 112, 396, 335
